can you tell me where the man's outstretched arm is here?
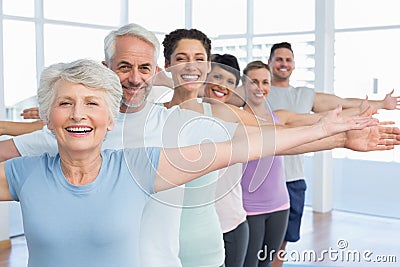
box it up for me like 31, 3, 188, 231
0, 139, 21, 162
0, 120, 44, 136
313, 89, 400, 113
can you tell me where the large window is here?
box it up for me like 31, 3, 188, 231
192, 0, 247, 37
335, 0, 400, 29
2, 20, 37, 107
333, 0, 400, 165
43, 25, 107, 65
334, 29, 400, 162
43, 0, 121, 26
306, 0, 400, 219
254, 0, 314, 34
129, 0, 185, 33
1, 0, 117, 108
3, 0, 34, 17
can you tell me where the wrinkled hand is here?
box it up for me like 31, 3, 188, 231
382, 89, 400, 110
20, 107, 40, 119
344, 125, 400, 151
319, 105, 379, 136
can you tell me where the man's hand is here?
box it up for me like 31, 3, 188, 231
381, 89, 400, 110
20, 107, 40, 119
344, 125, 400, 151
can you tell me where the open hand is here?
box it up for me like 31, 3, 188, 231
344, 125, 400, 151
382, 89, 400, 110
319, 105, 379, 136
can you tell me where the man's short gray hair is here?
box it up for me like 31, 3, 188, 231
104, 23, 160, 65
37, 59, 122, 123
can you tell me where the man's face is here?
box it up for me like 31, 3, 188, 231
107, 35, 156, 111
269, 47, 295, 81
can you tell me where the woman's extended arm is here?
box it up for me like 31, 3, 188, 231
154, 106, 377, 192
178, 100, 272, 127
211, 103, 272, 126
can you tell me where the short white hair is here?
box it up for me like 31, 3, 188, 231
37, 59, 122, 123
104, 23, 160, 66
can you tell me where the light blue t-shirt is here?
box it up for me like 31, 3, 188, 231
11, 101, 239, 266
5, 148, 160, 267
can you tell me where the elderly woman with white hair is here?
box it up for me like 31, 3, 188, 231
0, 59, 377, 267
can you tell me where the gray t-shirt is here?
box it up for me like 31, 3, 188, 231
267, 85, 315, 182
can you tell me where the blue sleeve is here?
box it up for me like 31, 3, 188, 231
123, 147, 160, 194
4, 157, 34, 201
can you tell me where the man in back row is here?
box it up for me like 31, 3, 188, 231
225, 41, 400, 267
266, 42, 400, 267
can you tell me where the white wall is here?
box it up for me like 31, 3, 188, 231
0, 203, 10, 242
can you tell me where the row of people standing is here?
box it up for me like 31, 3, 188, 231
0, 23, 399, 267
161, 28, 399, 267
154, 28, 399, 267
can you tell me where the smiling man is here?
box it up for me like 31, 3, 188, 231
267, 42, 400, 267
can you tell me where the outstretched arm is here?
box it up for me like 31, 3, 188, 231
178, 100, 272, 126
313, 90, 400, 113
280, 124, 400, 155
154, 106, 376, 192
277, 99, 377, 127
343, 124, 400, 151
0, 120, 44, 136
211, 102, 272, 126
0, 139, 21, 162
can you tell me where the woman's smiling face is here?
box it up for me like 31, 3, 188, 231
48, 79, 113, 154
204, 65, 237, 103
243, 67, 271, 106
165, 38, 211, 92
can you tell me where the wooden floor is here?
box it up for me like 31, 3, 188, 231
0, 234, 27, 267
0, 207, 399, 267
285, 207, 400, 266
